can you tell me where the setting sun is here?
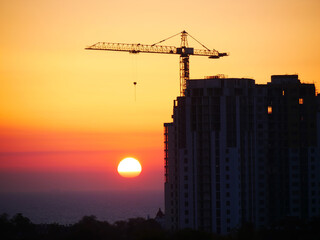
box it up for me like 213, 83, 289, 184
117, 157, 142, 178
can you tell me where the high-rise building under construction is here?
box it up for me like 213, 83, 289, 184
164, 75, 320, 234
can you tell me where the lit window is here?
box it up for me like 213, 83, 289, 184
268, 106, 272, 114
282, 90, 285, 96
299, 98, 303, 104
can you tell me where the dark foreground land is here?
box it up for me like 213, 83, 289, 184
1, 213, 320, 240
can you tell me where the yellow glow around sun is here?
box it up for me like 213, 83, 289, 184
117, 157, 142, 178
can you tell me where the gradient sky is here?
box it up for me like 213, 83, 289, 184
0, 0, 319, 192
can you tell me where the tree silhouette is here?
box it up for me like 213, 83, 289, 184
9, 213, 36, 240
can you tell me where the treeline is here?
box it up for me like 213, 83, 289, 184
1, 213, 320, 240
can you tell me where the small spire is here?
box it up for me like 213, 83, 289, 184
156, 208, 164, 218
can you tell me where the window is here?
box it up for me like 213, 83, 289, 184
268, 106, 272, 114
292, 190, 300, 195
299, 98, 303, 104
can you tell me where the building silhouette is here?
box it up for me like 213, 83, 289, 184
164, 75, 320, 234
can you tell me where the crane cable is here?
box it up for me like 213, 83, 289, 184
187, 33, 211, 51
151, 32, 182, 46
132, 54, 138, 101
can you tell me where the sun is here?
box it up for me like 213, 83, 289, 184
117, 157, 142, 178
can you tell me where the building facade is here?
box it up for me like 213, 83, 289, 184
164, 75, 320, 234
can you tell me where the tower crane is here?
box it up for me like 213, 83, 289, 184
85, 30, 228, 96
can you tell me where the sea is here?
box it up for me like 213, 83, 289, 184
0, 190, 164, 224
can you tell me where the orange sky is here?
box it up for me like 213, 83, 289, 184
0, 0, 319, 191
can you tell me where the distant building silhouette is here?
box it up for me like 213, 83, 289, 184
155, 208, 165, 227
164, 75, 320, 234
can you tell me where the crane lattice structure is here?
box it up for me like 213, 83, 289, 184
85, 30, 228, 96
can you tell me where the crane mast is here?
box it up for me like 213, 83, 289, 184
85, 31, 228, 96
180, 31, 189, 95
